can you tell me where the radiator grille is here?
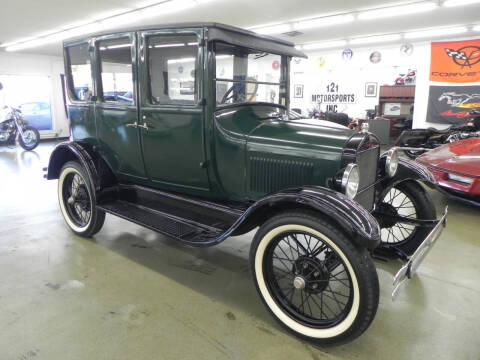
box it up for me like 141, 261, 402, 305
354, 146, 380, 210
249, 156, 314, 193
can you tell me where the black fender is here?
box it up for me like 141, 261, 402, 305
377, 157, 435, 201
45, 141, 116, 192
227, 186, 381, 250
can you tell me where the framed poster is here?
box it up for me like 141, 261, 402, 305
294, 84, 304, 98
365, 82, 377, 97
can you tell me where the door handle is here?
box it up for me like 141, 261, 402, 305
126, 122, 138, 128
138, 122, 149, 131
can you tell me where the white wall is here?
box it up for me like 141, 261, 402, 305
291, 35, 480, 130
0, 52, 68, 138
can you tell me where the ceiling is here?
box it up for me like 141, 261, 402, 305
1, 0, 480, 56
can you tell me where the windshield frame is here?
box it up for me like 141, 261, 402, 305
212, 41, 290, 110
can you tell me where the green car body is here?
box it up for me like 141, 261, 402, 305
45, 22, 446, 345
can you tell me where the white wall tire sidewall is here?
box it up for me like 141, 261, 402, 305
58, 167, 92, 233
254, 224, 360, 339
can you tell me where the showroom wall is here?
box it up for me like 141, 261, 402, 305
0, 52, 68, 138
291, 35, 480, 129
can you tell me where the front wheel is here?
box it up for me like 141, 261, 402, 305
19, 126, 40, 151
58, 161, 105, 237
250, 210, 379, 345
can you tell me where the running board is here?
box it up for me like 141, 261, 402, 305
97, 200, 225, 246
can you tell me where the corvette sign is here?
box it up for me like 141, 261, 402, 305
430, 39, 480, 83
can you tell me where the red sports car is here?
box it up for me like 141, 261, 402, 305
416, 137, 480, 206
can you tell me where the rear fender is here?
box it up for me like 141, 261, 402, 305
46, 141, 116, 192
230, 186, 381, 250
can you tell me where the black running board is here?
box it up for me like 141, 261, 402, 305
98, 200, 226, 246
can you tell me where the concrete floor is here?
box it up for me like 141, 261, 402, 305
0, 141, 479, 360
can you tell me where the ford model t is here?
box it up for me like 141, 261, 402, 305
46, 23, 447, 345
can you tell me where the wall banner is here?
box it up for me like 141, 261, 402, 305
430, 39, 480, 83
426, 85, 480, 124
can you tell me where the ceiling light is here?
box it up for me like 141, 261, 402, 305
100, 12, 142, 28
154, 43, 185, 48
358, 2, 437, 20
350, 34, 401, 45
443, 0, 480, 7
473, 24, 480, 31
253, 24, 292, 35
293, 14, 355, 30
302, 40, 347, 50
404, 26, 468, 39
141, 0, 196, 17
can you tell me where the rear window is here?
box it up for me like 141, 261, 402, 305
66, 43, 92, 101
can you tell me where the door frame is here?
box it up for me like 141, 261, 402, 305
91, 31, 148, 180
137, 28, 211, 193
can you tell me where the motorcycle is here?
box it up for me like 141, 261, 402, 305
0, 82, 40, 151
395, 109, 480, 159
395, 69, 416, 85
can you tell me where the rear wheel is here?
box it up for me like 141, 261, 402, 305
58, 161, 105, 237
377, 180, 436, 255
250, 210, 379, 345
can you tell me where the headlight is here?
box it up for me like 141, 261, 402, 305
341, 163, 360, 199
385, 149, 399, 177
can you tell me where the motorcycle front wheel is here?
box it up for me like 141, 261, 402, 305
19, 126, 40, 151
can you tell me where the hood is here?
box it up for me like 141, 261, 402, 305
247, 118, 354, 154
417, 138, 480, 177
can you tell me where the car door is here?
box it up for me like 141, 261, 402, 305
138, 29, 210, 194
94, 32, 146, 180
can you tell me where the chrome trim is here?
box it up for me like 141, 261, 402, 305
392, 206, 448, 300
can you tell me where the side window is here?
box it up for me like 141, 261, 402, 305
66, 43, 92, 101
97, 37, 134, 104
147, 34, 199, 105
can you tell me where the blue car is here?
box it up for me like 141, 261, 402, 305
19, 102, 52, 131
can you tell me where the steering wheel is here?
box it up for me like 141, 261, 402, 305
220, 79, 259, 104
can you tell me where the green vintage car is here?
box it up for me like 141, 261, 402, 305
46, 23, 447, 345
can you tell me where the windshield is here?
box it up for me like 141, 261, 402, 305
214, 42, 287, 107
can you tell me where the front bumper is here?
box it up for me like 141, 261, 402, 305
392, 206, 448, 299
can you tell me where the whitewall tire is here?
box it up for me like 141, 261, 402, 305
58, 161, 105, 237
250, 210, 379, 345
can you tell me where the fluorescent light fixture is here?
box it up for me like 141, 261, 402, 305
100, 12, 142, 28
473, 24, 480, 31
2, 0, 209, 51
253, 24, 292, 35
107, 44, 131, 49
141, 0, 195, 17
63, 23, 104, 38
443, 0, 480, 7
302, 40, 347, 50
216, 55, 233, 59
358, 2, 437, 20
404, 26, 468, 39
350, 34, 401, 45
154, 43, 185, 48
294, 14, 354, 30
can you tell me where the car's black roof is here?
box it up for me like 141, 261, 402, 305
64, 22, 307, 58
